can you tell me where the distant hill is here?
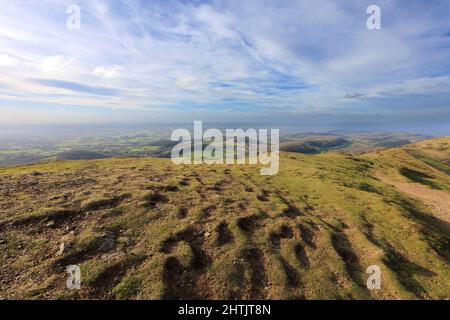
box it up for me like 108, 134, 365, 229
0, 132, 431, 166
280, 132, 430, 154
280, 137, 349, 154
57, 150, 109, 160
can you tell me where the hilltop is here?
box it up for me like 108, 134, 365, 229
0, 137, 449, 299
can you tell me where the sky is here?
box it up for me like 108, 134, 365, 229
0, 0, 449, 133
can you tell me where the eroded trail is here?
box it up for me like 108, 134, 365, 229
377, 172, 450, 223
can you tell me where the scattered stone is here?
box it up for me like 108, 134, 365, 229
98, 238, 115, 252
57, 242, 71, 256
124, 237, 133, 246
46, 220, 55, 227
101, 252, 118, 260
204, 232, 211, 238
0, 239, 5, 244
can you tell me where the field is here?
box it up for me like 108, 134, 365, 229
0, 137, 449, 299
0, 127, 172, 166
0, 129, 431, 166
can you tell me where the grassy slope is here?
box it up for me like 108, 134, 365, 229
0, 137, 449, 300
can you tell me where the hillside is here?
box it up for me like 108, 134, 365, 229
0, 131, 429, 166
0, 137, 449, 300
280, 132, 430, 154
280, 137, 350, 154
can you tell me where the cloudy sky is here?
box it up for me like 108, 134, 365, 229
0, 0, 449, 132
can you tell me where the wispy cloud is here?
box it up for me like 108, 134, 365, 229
41, 55, 74, 73
33, 79, 120, 96
0, 0, 449, 126
93, 66, 123, 79
0, 54, 18, 67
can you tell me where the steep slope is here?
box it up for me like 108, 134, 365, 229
372, 137, 450, 223
0, 137, 449, 300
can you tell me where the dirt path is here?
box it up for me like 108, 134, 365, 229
377, 172, 450, 224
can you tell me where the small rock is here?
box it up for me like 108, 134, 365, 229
46, 220, 55, 227
204, 232, 211, 238
124, 237, 133, 246
0, 239, 5, 245
57, 242, 71, 256
98, 238, 115, 252
101, 252, 118, 260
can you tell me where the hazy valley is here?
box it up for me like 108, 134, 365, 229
0, 136, 448, 299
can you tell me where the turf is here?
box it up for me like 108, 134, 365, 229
0, 137, 449, 299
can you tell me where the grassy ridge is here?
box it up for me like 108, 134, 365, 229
0, 137, 449, 299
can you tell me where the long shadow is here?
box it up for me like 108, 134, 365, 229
240, 247, 268, 299
394, 197, 450, 264
331, 231, 365, 288
160, 226, 212, 299
359, 213, 439, 298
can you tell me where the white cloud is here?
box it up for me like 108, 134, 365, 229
369, 76, 450, 97
41, 55, 74, 72
176, 76, 200, 89
94, 66, 123, 79
0, 54, 18, 67
0, 0, 449, 123
193, 5, 237, 39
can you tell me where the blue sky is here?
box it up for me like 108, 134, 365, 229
0, 0, 450, 132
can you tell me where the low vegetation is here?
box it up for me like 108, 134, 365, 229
0, 137, 448, 299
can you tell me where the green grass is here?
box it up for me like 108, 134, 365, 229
0, 137, 449, 299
